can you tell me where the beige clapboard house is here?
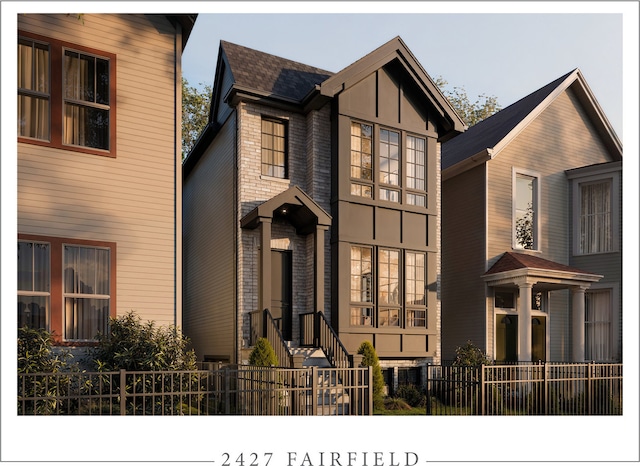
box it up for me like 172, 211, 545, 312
183, 37, 465, 388
441, 69, 622, 363
17, 14, 196, 344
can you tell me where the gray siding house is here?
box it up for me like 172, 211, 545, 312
441, 69, 622, 363
182, 37, 465, 381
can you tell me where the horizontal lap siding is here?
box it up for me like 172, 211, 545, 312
17, 14, 179, 326
442, 164, 487, 359
183, 118, 237, 362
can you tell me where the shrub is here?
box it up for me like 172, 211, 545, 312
90, 311, 197, 372
384, 397, 412, 411
397, 383, 427, 408
249, 338, 279, 367
18, 326, 72, 374
453, 340, 491, 366
357, 341, 385, 410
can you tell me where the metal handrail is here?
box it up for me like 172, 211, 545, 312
262, 308, 294, 368
315, 311, 353, 368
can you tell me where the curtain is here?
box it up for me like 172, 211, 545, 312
18, 40, 49, 139
585, 289, 612, 361
581, 182, 612, 253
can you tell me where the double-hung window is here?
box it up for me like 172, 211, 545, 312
350, 121, 373, 198
514, 170, 539, 250
18, 31, 115, 156
18, 241, 50, 330
64, 245, 111, 341
579, 180, 612, 254
585, 289, 613, 361
261, 118, 287, 178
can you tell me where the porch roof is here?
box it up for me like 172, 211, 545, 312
240, 185, 331, 235
482, 252, 602, 289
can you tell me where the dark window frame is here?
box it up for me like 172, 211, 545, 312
261, 117, 288, 179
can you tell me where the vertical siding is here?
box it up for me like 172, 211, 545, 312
441, 164, 487, 359
183, 117, 237, 361
485, 87, 617, 360
17, 14, 179, 326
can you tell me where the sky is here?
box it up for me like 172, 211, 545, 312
182, 6, 630, 139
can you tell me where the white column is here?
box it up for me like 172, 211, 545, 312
517, 281, 533, 362
572, 285, 587, 362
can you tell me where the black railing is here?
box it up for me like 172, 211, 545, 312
300, 311, 353, 368
249, 309, 294, 368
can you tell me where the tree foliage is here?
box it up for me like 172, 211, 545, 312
434, 76, 501, 127
18, 326, 73, 374
357, 340, 385, 410
248, 337, 279, 367
182, 77, 212, 159
515, 202, 535, 249
90, 311, 197, 372
453, 340, 492, 367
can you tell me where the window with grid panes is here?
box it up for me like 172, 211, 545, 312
350, 121, 373, 198
261, 118, 287, 178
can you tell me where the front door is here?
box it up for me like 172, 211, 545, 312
496, 314, 518, 362
271, 249, 292, 341
531, 316, 546, 362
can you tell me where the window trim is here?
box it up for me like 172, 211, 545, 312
17, 30, 117, 158
18, 234, 116, 344
512, 167, 541, 251
260, 116, 288, 179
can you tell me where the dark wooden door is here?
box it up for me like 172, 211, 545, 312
271, 250, 292, 341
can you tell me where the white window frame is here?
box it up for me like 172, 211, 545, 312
512, 167, 541, 251
17, 240, 51, 330
570, 170, 620, 256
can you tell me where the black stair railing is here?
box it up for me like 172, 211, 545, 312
314, 311, 353, 368
258, 308, 294, 368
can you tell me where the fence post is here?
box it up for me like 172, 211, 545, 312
311, 366, 318, 415
480, 364, 485, 416
543, 362, 548, 415
120, 369, 126, 415
368, 366, 373, 415
586, 362, 592, 415
224, 366, 231, 415
425, 365, 431, 415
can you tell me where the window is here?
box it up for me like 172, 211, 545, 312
18, 31, 115, 156
514, 171, 538, 250
585, 289, 613, 361
580, 181, 612, 254
495, 291, 515, 309
18, 38, 50, 140
261, 118, 287, 178
406, 135, 426, 206
350, 246, 373, 326
405, 251, 426, 327
379, 129, 400, 202
379, 248, 400, 327
64, 245, 111, 341
17, 235, 115, 343
18, 241, 50, 330
350, 121, 373, 198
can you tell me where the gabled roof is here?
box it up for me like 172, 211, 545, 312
220, 40, 333, 105
442, 69, 622, 175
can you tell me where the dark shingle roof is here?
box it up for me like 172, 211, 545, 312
485, 251, 594, 276
221, 41, 334, 103
442, 70, 575, 170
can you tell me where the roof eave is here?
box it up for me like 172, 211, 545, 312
442, 148, 493, 181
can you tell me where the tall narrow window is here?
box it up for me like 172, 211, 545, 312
379, 129, 400, 202
18, 38, 50, 140
261, 118, 287, 178
350, 121, 373, 198
406, 135, 426, 206
379, 248, 400, 326
514, 173, 537, 250
585, 289, 612, 361
63, 245, 110, 341
63, 50, 110, 150
18, 241, 50, 330
405, 251, 426, 327
350, 246, 373, 326
580, 181, 612, 254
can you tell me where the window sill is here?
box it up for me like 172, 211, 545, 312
260, 175, 290, 184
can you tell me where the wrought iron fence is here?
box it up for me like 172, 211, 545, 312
425, 363, 622, 415
18, 365, 373, 416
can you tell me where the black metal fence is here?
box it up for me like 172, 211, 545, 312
18, 364, 373, 416
425, 363, 622, 415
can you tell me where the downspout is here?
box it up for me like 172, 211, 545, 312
234, 108, 239, 365
174, 23, 183, 330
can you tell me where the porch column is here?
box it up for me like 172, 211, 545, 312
517, 280, 533, 362
259, 218, 272, 312
314, 224, 328, 313
572, 285, 587, 362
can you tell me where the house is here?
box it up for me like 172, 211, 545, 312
182, 37, 465, 384
441, 69, 622, 363
17, 14, 196, 345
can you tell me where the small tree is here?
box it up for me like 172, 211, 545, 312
453, 340, 491, 367
357, 341, 385, 410
248, 338, 279, 367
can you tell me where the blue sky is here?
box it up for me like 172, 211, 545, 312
182, 6, 631, 139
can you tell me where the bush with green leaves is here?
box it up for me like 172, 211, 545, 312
453, 340, 492, 367
396, 383, 427, 408
248, 338, 279, 367
90, 311, 196, 372
357, 340, 385, 410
